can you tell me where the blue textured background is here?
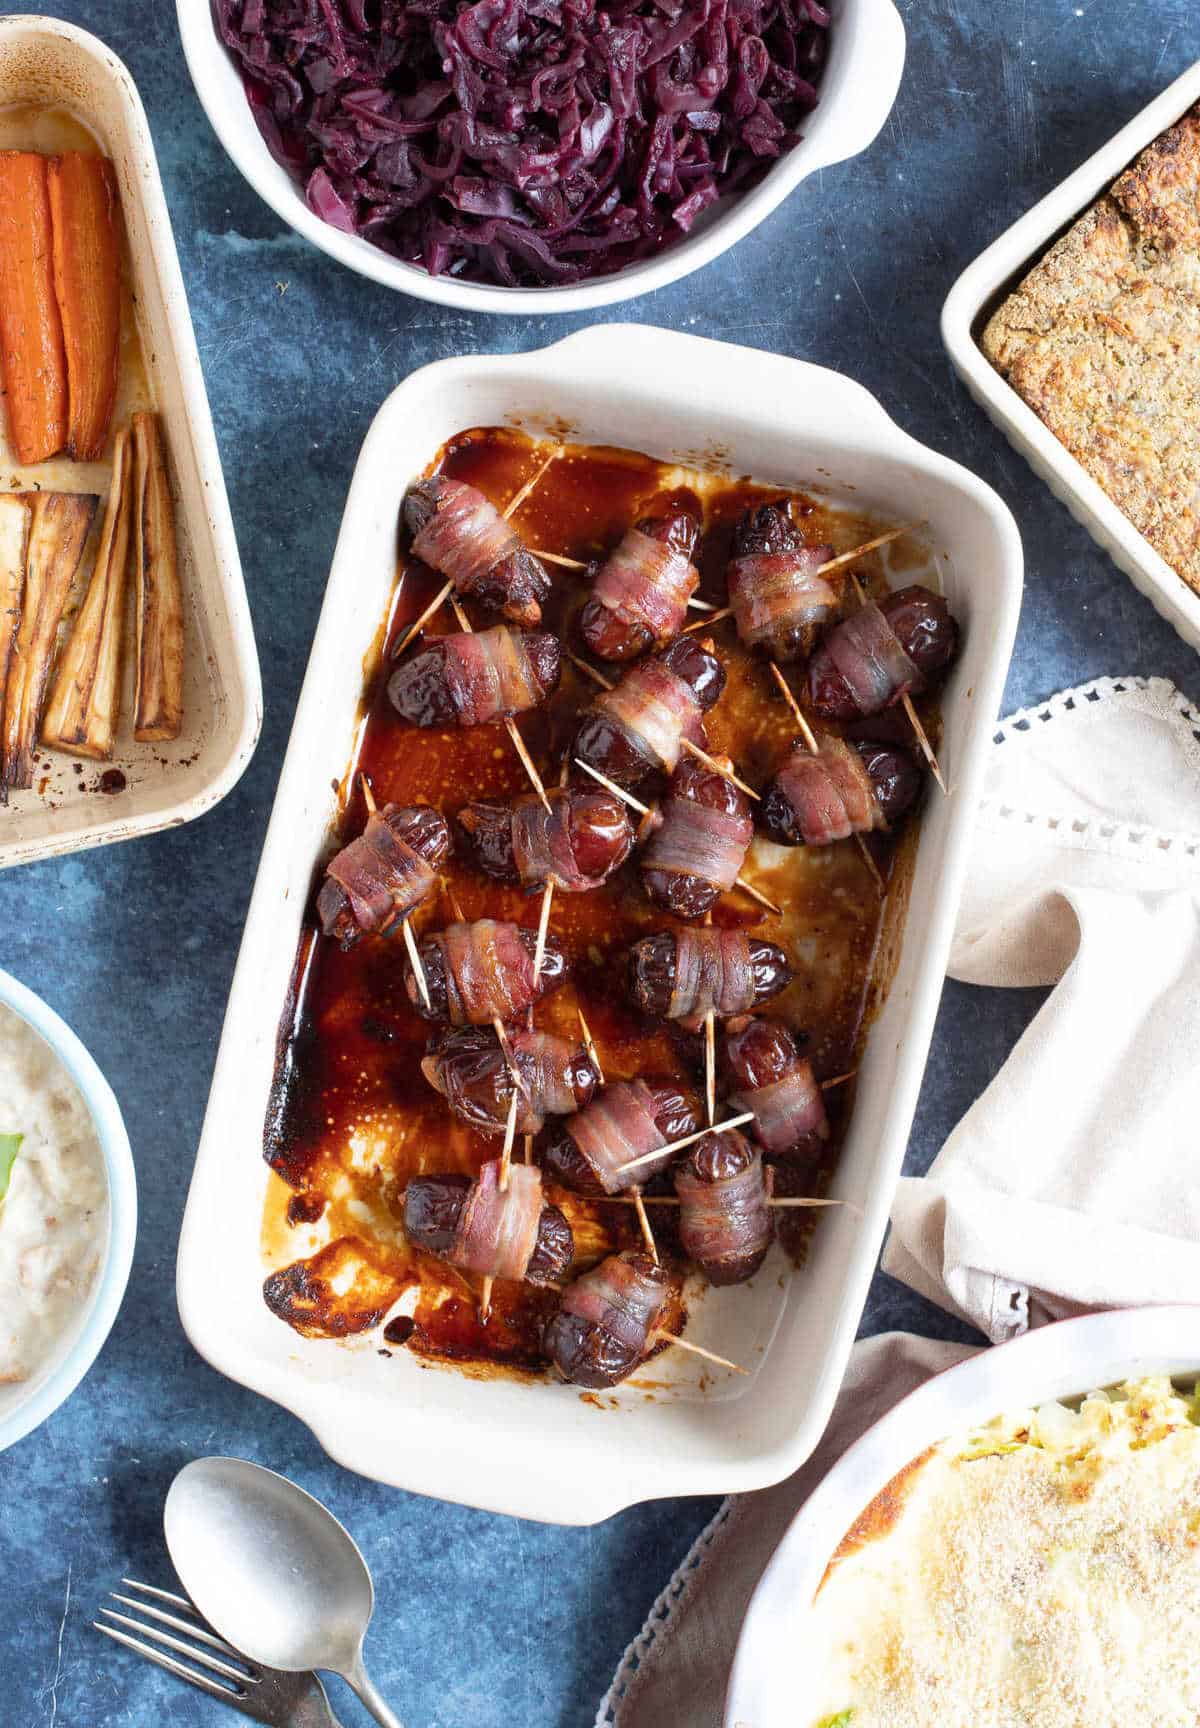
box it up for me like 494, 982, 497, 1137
3, 2, 1199, 1723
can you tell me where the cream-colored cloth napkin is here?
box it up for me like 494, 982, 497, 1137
885, 674, 1200, 1339
596, 1332, 974, 1728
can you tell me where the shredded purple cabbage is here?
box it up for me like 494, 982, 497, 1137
213, 0, 829, 287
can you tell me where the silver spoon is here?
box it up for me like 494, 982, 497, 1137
164, 1457, 405, 1728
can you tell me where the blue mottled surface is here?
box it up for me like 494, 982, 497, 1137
2, 2, 1199, 1722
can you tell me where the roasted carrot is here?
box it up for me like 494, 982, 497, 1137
0, 495, 30, 803
0, 153, 68, 465
42, 429, 132, 761
48, 152, 121, 462
1, 491, 96, 793
132, 412, 183, 742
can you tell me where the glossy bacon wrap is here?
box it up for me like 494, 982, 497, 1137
542, 1079, 700, 1196
421, 1025, 599, 1136
639, 753, 754, 920
572, 637, 725, 791
456, 786, 634, 893
726, 503, 837, 662
579, 509, 701, 662
543, 1251, 676, 1389
675, 1131, 773, 1285
807, 585, 959, 720
316, 804, 451, 948
405, 918, 567, 1024
387, 626, 560, 729
628, 927, 792, 1032
403, 1160, 573, 1287
762, 733, 921, 848
723, 1016, 829, 1160
404, 475, 551, 628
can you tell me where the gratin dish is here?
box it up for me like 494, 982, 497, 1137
0, 966, 136, 1453
0, 17, 261, 870
178, 325, 1022, 1524
177, 0, 904, 315
942, 57, 1200, 658
725, 1304, 1200, 1727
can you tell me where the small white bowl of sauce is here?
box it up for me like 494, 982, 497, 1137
0, 968, 136, 1453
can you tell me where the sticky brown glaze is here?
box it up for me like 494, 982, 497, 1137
264, 426, 937, 1375
807, 586, 958, 720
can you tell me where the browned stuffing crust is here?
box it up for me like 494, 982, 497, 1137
982, 104, 1200, 590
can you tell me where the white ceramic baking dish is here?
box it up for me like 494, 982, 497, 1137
726, 1304, 1200, 1727
0, 17, 261, 869
177, 325, 1022, 1525
178, 0, 904, 315
943, 58, 1200, 657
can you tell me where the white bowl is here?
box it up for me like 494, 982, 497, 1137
726, 1304, 1200, 1727
177, 0, 904, 314
177, 324, 1022, 1525
0, 17, 262, 870
942, 58, 1200, 658
0, 967, 136, 1453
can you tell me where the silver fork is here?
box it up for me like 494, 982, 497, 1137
93, 1577, 347, 1727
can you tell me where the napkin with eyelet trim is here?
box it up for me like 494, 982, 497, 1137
597, 674, 1200, 1728
884, 673, 1200, 1339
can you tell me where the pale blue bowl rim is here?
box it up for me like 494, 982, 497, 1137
0, 966, 136, 1453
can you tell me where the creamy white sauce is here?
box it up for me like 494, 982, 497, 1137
0, 1001, 107, 1385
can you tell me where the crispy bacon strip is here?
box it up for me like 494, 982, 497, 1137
596, 655, 706, 774
773, 733, 883, 845
592, 525, 697, 642
727, 544, 837, 652
822, 601, 919, 715
452, 1160, 544, 1280
565, 1081, 676, 1195
559, 1251, 671, 1354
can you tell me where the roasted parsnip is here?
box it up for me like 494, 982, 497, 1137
132, 412, 183, 742
0, 153, 68, 464
42, 428, 132, 761
0, 495, 30, 802
0, 491, 96, 793
48, 152, 122, 463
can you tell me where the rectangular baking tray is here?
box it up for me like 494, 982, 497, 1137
178, 325, 1022, 1525
0, 17, 260, 868
942, 58, 1200, 657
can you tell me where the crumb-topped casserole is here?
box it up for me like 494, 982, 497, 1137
806, 1376, 1200, 1728
983, 106, 1200, 592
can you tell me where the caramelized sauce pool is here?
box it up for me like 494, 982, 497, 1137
262, 428, 937, 1378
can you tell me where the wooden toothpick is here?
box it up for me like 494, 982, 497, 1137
651, 1331, 749, 1376
576, 1006, 605, 1085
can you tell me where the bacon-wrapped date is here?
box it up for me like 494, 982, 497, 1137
579, 509, 701, 662
723, 1016, 829, 1161
387, 626, 560, 729
421, 1025, 599, 1136
726, 503, 837, 662
543, 1251, 676, 1389
456, 786, 634, 893
639, 754, 754, 920
760, 732, 920, 848
806, 586, 959, 720
404, 918, 566, 1024
542, 1079, 700, 1196
316, 803, 451, 948
628, 928, 792, 1032
403, 1160, 573, 1287
403, 476, 551, 628
675, 1131, 773, 1285
572, 638, 726, 791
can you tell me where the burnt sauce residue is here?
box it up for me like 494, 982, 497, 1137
262, 427, 936, 1379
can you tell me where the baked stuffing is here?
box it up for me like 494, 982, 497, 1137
982, 104, 1200, 591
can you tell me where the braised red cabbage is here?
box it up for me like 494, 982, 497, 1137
213, 0, 830, 287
